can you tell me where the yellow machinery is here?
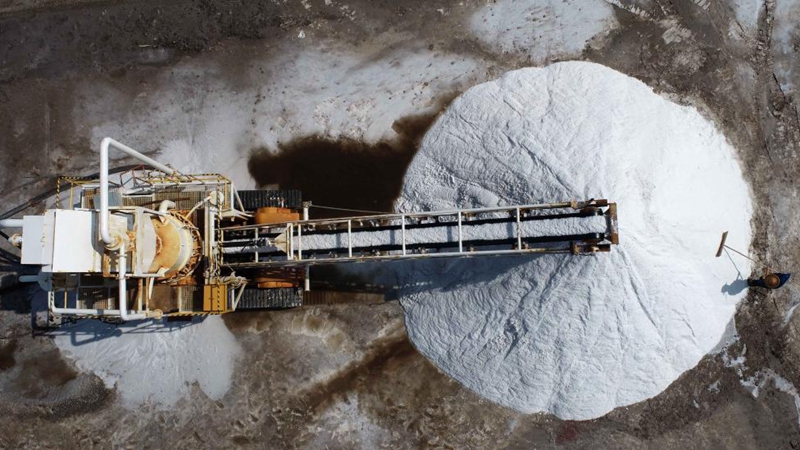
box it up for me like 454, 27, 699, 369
0, 138, 619, 327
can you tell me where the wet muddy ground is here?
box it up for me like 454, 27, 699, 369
1, 0, 800, 448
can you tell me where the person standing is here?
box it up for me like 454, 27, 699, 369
748, 270, 791, 290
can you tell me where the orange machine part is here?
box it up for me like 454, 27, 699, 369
254, 207, 300, 225
254, 260, 304, 288
254, 207, 302, 288
148, 214, 201, 279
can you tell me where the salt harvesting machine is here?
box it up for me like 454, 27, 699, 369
0, 138, 619, 327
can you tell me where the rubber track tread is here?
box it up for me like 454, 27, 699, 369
238, 189, 302, 211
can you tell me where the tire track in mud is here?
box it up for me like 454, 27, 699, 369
298, 329, 415, 413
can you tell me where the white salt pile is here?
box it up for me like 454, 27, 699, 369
395, 61, 753, 420
54, 316, 241, 408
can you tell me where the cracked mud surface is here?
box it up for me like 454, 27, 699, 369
1, 0, 800, 448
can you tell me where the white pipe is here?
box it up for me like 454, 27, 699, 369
51, 305, 122, 316
401, 214, 406, 255
117, 243, 147, 321
234, 189, 246, 212
184, 195, 212, 219
8, 234, 22, 247
157, 200, 176, 215
49, 292, 122, 316
45, 247, 147, 321
139, 207, 166, 217
457, 211, 463, 253
0, 218, 23, 229
208, 200, 218, 277
137, 279, 143, 311
100, 137, 178, 249
233, 286, 245, 311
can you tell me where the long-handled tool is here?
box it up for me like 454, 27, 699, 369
715, 231, 756, 261
717, 233, 792, 291
716, 231, 779, 280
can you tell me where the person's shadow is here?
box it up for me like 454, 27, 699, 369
720, 248, 749, 295
721, 278, 749, 295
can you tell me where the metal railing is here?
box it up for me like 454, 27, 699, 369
222, 199, 618, 268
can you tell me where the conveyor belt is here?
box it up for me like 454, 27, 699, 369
233, 233, 605, 260
222, 200, 618, 269
220, 208, 604, 244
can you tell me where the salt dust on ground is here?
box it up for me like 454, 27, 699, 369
394, 61, 753, 420
53, 316, 241, 408
470, 0, 616, 64
730, 0, 764, 36
52, 42, 478, 409
74, 0, 625, 191
773, 0, 800, 96
81, 44, 486, 190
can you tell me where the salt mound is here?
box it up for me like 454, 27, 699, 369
54, 316, 241, 408
396, 61, 752, 420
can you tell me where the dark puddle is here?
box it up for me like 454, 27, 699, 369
13, 349, 78, 398
0, 339, 18, 370
239, 103, 455, 314
247, 111, 443, 218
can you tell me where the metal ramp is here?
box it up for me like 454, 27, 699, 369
221, 199, 618, 269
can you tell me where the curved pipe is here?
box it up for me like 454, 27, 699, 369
49, 279, 122, 316
117, 242, 147, 321
100, 137, 178, 248
157, 200, 176, 215
0, 218, 23, 229
48, 244, 147, 320
50, 303, 122, 316
183, 195, 212, 220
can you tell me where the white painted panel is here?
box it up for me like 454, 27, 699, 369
135, 209, 158, 276
41, 210, 56, 272
51, 210, 101, 273
20, 215, 47, 265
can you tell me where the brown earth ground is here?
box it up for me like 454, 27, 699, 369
1, 0, 800, 448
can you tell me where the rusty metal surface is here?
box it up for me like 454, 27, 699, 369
147, 214, 201, 279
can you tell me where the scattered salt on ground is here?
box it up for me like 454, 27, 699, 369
54, 316, 241, 408
82, 45, 485, 189
55, 41, 485, 408
723, 343, 800, 426
395, 61, 753, 420
730, 0, 764, 37
773, 0, 800, 96
470, 0, 616, 64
